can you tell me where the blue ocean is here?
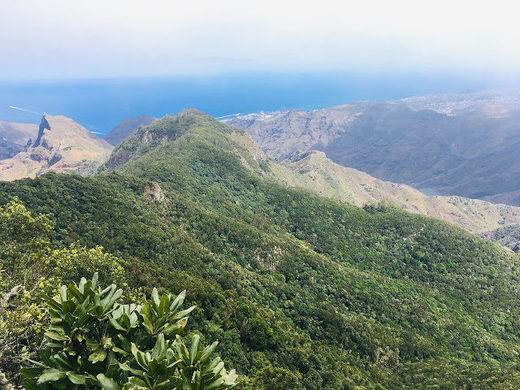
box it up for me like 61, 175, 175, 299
0, 71, 498, 135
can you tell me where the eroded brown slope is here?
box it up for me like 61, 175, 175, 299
0, 114, 113, 181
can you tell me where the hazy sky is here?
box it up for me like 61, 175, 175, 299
1, 0, 519, 80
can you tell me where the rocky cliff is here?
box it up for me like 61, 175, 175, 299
0, 114, 113, 181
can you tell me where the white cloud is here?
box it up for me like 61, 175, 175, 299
1, 0, 519, 79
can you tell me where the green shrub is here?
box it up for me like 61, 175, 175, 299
22, 274, 237, 389
251, 367, 302, 390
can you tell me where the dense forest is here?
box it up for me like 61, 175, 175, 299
2, 111, 520, 388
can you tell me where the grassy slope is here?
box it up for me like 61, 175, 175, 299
272, 150, 520, 236
2, 112, 520, 388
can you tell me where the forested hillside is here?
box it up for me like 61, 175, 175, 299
2, 111, 520, 389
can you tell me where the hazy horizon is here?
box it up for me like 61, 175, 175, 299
2, 0, 520, 82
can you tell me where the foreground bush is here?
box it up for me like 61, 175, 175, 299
22, 273, 237, 389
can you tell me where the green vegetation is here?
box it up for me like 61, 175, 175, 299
2, 111, 520, 388
22, 274, 237, 389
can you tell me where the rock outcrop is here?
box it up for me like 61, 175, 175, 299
0, 114, 113, 181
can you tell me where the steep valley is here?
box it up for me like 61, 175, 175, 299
226, 91, 520, 205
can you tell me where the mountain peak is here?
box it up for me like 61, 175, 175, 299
103, 110, 239, 171
0, 114, 113, 181
33, 114, 51, 148
179, 107, 205, 116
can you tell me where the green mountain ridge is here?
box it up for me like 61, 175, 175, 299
3, 111, 520, 388
107, 110, 520, 248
